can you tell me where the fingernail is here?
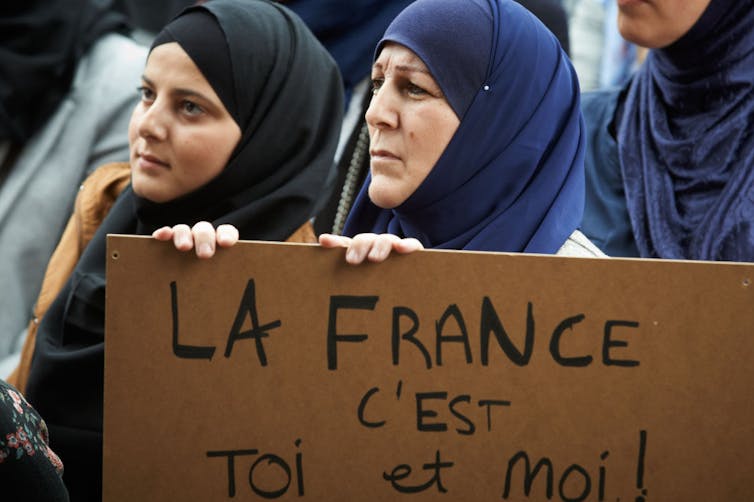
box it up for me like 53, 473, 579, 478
199, 243, 212, 256
346, 248, 359, 263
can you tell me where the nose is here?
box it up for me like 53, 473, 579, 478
365, 83, 399, 131
136, 99, 168, 141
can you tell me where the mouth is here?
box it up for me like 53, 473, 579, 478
370, 149, 401, 161
136, 152, 169, 170
616, 0, 647, 7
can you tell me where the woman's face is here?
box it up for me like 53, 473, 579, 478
365, 43, 460, 209
129, 42, 241, 203
617, 0, 712, 48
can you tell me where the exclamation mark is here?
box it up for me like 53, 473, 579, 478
635, 430, 647, 502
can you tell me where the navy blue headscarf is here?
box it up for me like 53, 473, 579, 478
343, 0, 585, 253
285, 0, 412, 102
618, 0, 754, 261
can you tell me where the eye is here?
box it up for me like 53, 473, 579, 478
407, 83, 427, 96
180, 100, 204, 116
137, 86, 155, 102
371, 78, 384, 95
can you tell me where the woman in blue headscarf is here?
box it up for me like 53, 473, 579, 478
580, 0, 754, 261
319, 0, 604, 262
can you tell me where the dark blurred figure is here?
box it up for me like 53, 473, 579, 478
0, 2, 125, 147
111, 0, 194, 34
285, 0, 414, 102
516, 0, 570, 55
0, 1, 148, 376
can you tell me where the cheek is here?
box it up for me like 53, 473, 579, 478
175, 136, 198, 158
677, 0, 710, 33
179, 129, 237, 181
405, 119, 431, 155
174, 136, 212, 179
208, 130, 239, 166
403, 125, 438, 191
127, 108, 141, 146
413, 110, 458, 165
407, 128, 434, 179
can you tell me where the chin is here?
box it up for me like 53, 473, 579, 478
369, 196, 398, 210
617, 16, 674, 49
368, 185, 402, 209
132, 182, 169, 203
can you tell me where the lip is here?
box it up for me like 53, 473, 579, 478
617, 0, 647, 7
136, 152, 169, 170
370, 149, 401, 161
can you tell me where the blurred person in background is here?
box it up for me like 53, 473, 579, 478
569, 0, 640, 91
516, 0, 570, 56
111, 0, 194, 43
0, 1, 147, 377
580, 0, 754, 261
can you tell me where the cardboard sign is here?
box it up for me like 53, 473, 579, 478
103, 235, 754, 501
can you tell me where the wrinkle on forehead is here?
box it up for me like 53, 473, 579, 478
373, 43, 431, 76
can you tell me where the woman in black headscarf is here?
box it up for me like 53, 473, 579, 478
21, 1, 343, 499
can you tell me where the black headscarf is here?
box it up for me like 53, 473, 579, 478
0, 0, 128, 143
25, 1, 343, 500
135, 2, 344, 239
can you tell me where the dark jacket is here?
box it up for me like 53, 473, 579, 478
580, 87, 640, 257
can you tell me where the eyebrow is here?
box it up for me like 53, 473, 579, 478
372, 63, 430, 75
141, 75, 213, 102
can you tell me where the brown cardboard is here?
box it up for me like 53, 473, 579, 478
103, 235, 754, 501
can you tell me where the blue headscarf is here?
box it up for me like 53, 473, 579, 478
285, 0, 412, 102
618, 0, 754, 261
343, 0, 585, 253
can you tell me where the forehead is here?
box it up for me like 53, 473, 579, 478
373, 43, 430, 73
